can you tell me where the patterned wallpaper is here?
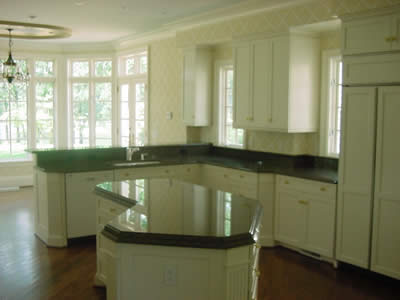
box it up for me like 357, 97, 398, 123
147, 0, 399, 154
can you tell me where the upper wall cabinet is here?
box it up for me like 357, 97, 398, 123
182, 47, 212, 126
342, 12, 400, 55
233, 33, 320, 133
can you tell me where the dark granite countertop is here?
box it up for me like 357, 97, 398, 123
33, 144, 338, 184
97, 178, 262, 249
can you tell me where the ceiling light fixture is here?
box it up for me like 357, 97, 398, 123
1, 28, 30, 84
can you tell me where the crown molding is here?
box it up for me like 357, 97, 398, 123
339, 3, 400, 21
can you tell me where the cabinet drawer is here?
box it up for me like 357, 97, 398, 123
114, 165, 178, 180
277, 175, 336, 200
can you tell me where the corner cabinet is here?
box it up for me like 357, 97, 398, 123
233, 33, 320, 132
182, 47, 212, 126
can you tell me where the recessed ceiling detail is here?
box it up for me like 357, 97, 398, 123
0, 20, 71, 39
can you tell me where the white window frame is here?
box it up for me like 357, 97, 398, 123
67, 57, 114, 148
117, 48, 149, 147
320, 49, 342, 158
215, 60, 246, 149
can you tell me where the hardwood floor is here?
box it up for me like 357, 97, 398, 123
0, 187, 399, 300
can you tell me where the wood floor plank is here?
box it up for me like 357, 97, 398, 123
0, 187, 398, 300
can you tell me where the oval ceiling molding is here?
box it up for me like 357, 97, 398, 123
0, 20, 71, 39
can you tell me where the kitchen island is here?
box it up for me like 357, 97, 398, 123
94, 178, 263, 300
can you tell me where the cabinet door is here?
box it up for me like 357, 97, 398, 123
182, 50, 195, 124
233, 42, 252, 128
252, 39, 273, 129
342, 15, 392, 55
336, 87, 376, 268
371, 87, 400, 280
274, 190, 307, 247
66, 171, 114, 238
305, 195, 335, 258
391, 13, 400, 51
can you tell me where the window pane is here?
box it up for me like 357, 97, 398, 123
139, 56, 147, 73
121, 102, 129, 119
0, 122, 10, 140
10, 121, 27, 141
226, 126, 234, 145
72, 61, 89, 77
96, 101, 112, 120
226, 107, 233, 123
227, 89, 233, 106
10, 102, 27, 120
73, 101, 89, 119
126, 58, 135, 75
136, 83, 145, 101
0, 102, 10, 120
72, 83, 89, 101
135, 102, 144, 120
95, 82, 112, 101
136, 187, 145, 205
10, 139, 28, 159
121, 84, 129, 101
0, 82, 9, 101
95, 60, 112, 77
96, 139, 112, 146
237, 129, 244, 145
74, 138, 89, 148
73, 120, 89, 141
36, 82, 54, 101
36, 139, 54, 149
96, 120, 111, 139
36, 120, 54, 138
9, 83, 27, 101
37, 102, 54, 120
35, 61, 54, 77
121, 137, 129, 147
0, 140, 11, 159
135, 121, 145, 146
227, 70, 233, 89
121, 120, 130, 138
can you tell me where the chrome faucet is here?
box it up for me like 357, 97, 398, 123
126, 147, 140, 161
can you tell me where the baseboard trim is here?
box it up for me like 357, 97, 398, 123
259, 235, 276, 247
35, 225, 67, 248
68, 235, 96, 246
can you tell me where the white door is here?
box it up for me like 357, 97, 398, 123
371, 87, 400, 280
252, 39, 273, 129
66, 171, 114, 238
233, 42, 252, 128
336, 87, 377, 268
342, 15, 392, 55
274, 190, 307, 247
118, 80, 148, 147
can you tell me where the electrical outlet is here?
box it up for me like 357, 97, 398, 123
164, 264, 177, 285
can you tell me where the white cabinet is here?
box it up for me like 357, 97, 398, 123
371, 87, 400, 280
66, 171, 114, 238
336, 87, 376, 268
337, 86, 400, 280
182, 47, 212, 126
342, 13, 400, 55
233, 33, 320, 132
275, 175, 337, 258
114, 165, 179, 181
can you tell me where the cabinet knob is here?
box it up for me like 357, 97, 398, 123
110, 208, 116, 213
124, 173, 129, 177
392, 36, 398, 41
240, 175, 244, 178
284, 180, 289, 184
298, 200, 308, 205
223, 174, 228, 178
165, 170, 169, 173
254, 269, 261, 277
320, 187, 326, 192
386, 37, 392, 42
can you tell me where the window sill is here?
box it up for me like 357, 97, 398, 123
0, 159, 33, 165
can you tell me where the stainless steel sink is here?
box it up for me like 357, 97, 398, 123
113, 161, 161, 167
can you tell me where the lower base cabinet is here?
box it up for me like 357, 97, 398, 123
274, 175, 337, 259
101, 234, 257, 300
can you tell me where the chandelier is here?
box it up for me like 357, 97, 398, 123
1, 28, 30, 84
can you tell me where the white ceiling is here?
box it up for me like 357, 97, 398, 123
0, 0, 307, 44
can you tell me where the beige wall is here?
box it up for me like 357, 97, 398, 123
148, 0, 392, 154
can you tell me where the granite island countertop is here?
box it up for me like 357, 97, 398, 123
34, 144, 338, 183
95, 178, 263, 249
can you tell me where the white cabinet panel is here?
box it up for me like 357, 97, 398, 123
371, 87, 400, 279
336, 87, 376, 268
342, 15, 391, 55
66, 171, 114, 238
233, 42, 252, 128
182, 47, 212, 126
